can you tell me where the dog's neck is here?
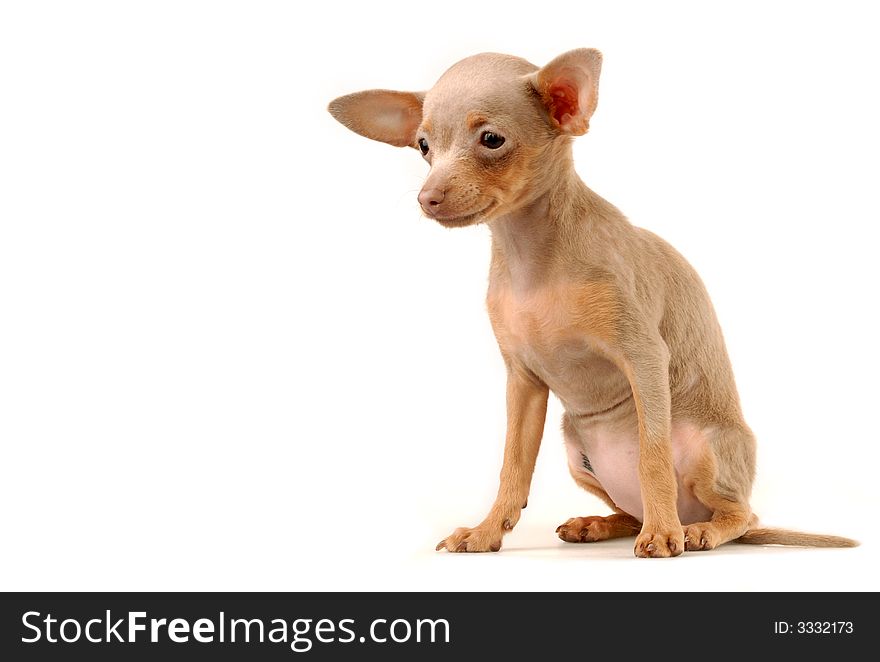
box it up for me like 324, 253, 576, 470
487, 165, 596, 293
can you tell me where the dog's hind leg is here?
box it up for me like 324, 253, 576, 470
681, 425, 755, 550
557, 513, 642, 542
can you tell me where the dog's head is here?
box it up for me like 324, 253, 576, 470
328, 49, 602, 227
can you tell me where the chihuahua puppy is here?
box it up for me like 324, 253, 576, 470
328, 49, 856, 557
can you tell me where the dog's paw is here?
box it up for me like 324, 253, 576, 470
435, 526, 502, 553
634, 527, 684, 558
556, 516, 609, 542
683, 523, 718, 551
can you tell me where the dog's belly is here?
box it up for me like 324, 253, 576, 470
517, 340, 712, 525
564, 412, 712, 525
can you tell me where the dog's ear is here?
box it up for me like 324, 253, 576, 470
529, 48, 602, 136
328, 90, 425, 148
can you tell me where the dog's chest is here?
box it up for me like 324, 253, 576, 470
488, 282, 630, 414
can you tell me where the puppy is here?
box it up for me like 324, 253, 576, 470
328, 49, 856, 557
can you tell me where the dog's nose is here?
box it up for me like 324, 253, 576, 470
418, 188, 445, 214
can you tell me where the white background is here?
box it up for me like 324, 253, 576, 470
1, 1, 878, 591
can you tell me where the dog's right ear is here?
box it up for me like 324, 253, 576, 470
328, 90, 425, 148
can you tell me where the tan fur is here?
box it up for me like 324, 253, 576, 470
735, 529, 858, 548
566, 464, 620, 511
556, 513, 642, 542
328, 49, 858, 557
434, 366, 547, 552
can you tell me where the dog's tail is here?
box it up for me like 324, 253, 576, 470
734, 528, 858, 548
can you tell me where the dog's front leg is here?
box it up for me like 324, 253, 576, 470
436, 366, 548, 552
620, 339, 684, 558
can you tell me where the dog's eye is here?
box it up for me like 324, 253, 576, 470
418, 138, 429, 155
480, 131, 505, 149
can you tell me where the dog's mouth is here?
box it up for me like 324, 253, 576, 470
432, 202, 496, 228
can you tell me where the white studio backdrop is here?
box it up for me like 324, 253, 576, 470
1, 1, 878, 591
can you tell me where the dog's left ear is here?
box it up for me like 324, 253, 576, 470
529, 48, 602, 136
